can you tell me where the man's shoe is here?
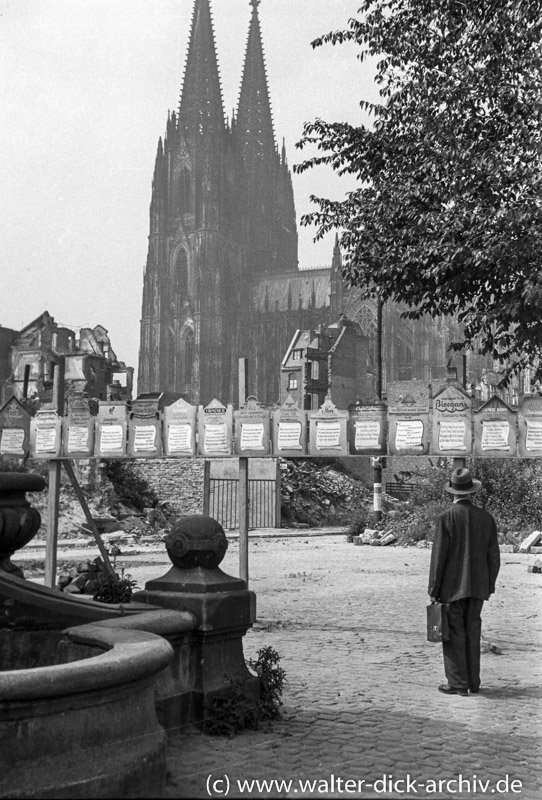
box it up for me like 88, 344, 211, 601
438, 683, 468, 696
469, 687, 480, 694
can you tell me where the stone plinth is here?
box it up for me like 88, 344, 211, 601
133, 515, 259, 722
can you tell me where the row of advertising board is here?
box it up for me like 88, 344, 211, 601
2, 385, 542, 460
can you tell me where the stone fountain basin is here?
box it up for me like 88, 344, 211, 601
0, 621, 174, 799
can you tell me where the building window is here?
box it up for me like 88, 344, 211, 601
179, 167, 192, 213
183, 329, 194, 384
167, 335, 175, 387
309, 360, 319, 380
288, 375, 298, 390
175, 250, 189, 299
292, 350, 303, 361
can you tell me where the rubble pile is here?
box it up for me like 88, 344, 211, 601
280, 459, 371, 527
58, 557, 106, 595
27, 471, 180, 544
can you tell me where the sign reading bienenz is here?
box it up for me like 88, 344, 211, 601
518, 395, 542, 457
0, 397, 31, 458
431, 383, 472, 456
163, 397, 197, 456
62, 396, 95, 457
95, 402, 128, 458
348, 402, 387, 456
473, 395, 517, 457
272, 394, 307, 456
308, 396, 348, 457
234, 396, 271, 457
197, 398, 233, 457
388, 395, 429, 455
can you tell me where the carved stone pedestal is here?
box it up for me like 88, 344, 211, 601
0, 473, 46, 578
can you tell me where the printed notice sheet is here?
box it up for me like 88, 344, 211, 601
99, 425, 123, 452
0, 428, 25, 455
278, 421, 302, 450
481, 420, 510, 451
68, 426, 89, 452
438, 419, 466, 451
395, 419, 424, 451
133, 425, 157, 452
168, 423, 192, 453
240, 422, 265, 451
525, 419, 542, 451
204, 422, 228, 453
355, 420, 380, 449
316, 419, 341, 450
35, 426, 58, 454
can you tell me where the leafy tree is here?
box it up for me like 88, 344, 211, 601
296, 0, 542, 380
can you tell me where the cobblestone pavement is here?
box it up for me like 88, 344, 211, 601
19, 532, 541, 799
122, 534, 542, 800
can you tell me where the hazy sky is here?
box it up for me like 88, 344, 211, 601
0, 0, 379, 381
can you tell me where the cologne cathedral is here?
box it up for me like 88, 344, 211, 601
138, 0, 502, 408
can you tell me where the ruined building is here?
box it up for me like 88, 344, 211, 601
138, 0, 505, 409
0, 312, 133, 408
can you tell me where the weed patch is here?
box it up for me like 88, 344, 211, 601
205, 646, 286, 737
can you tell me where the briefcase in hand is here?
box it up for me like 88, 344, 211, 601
427, 601, 449, 642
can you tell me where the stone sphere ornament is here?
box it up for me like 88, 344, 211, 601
0, 473, 46, 578
165, 515, 228, 570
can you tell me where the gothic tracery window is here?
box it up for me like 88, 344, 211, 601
175, 250, 189, 301
179, 167, 192, 213
182, 328, 195, 384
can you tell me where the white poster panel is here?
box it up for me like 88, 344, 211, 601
395, 420, 424, 451
525, 419, 542, 452
355, 420, 380, 449
481, 420, 510, 451
316, 419, 341, 450
438, 419, 467, 451
277, 421, 303, 451
35, 426, 58, 454
68, 426, 89, 452
99, 425, 123, 452
167, 423, 193, 453
240, 423, 265, 451
133, 425, 157, 452
0, 428, 25, 455
204, 422, 229, 453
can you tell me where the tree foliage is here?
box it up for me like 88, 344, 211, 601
296, 0, 542, 379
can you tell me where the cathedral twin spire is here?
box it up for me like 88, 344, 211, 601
178, 0, 225, 143
237, 0, 277, 164
178, 0, 276, 161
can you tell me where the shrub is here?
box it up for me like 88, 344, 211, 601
247, 645, 286, 721
102, 460, 158, 512
205, 646, 286, 737
384, 458, 542, 545
472, 459, 542, 533
92, 568, 138, 604
385, 500, 450, 545
348, 507, 372, 536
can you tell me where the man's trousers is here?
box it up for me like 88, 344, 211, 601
442, 597, 484, 691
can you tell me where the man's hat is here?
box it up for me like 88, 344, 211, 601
444, 468, 481, 495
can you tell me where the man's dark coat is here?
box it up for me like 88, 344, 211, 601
428, 498, 501, 603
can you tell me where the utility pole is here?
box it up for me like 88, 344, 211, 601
373, 299, 384, 525
44, 360, 64, 588
238, 358, 249, 586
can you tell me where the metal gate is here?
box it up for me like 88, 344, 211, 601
208, 478, 277, 529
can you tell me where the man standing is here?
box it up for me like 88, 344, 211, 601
428, 467, 501, 696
